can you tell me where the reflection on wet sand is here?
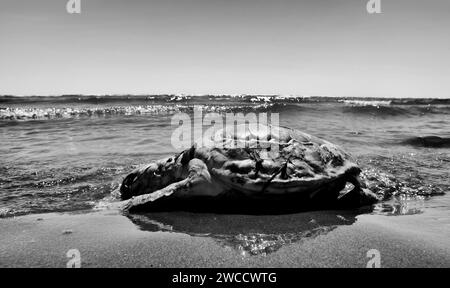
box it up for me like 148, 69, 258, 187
127, 210, 369, 255
373, 201, 425, 216
123, 197, 428, 255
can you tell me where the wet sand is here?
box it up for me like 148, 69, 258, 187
1, 205, 449, 268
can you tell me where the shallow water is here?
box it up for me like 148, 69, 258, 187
0, 95, 449, 219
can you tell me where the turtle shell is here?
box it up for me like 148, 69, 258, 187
194, 124, 360, 196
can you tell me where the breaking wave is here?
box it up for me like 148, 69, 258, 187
0, 104, 282, 120
1, 95, 449, 121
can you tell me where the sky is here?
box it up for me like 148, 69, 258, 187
0, 0, 449, 98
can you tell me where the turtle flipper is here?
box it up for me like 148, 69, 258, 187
338, 175, 379, 207
122, 177, 191, 212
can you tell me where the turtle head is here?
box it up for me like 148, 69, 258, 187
120, 158, 178, 200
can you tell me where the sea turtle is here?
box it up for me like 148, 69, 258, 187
119, 124, 379, 213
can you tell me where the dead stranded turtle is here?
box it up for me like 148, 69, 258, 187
119, 124, 379, 213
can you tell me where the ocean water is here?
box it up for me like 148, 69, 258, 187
0, 95, 449, 219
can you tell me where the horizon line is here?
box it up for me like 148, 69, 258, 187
1, 94, 448, 100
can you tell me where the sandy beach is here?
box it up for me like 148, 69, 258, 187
1, 199, 449, 268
